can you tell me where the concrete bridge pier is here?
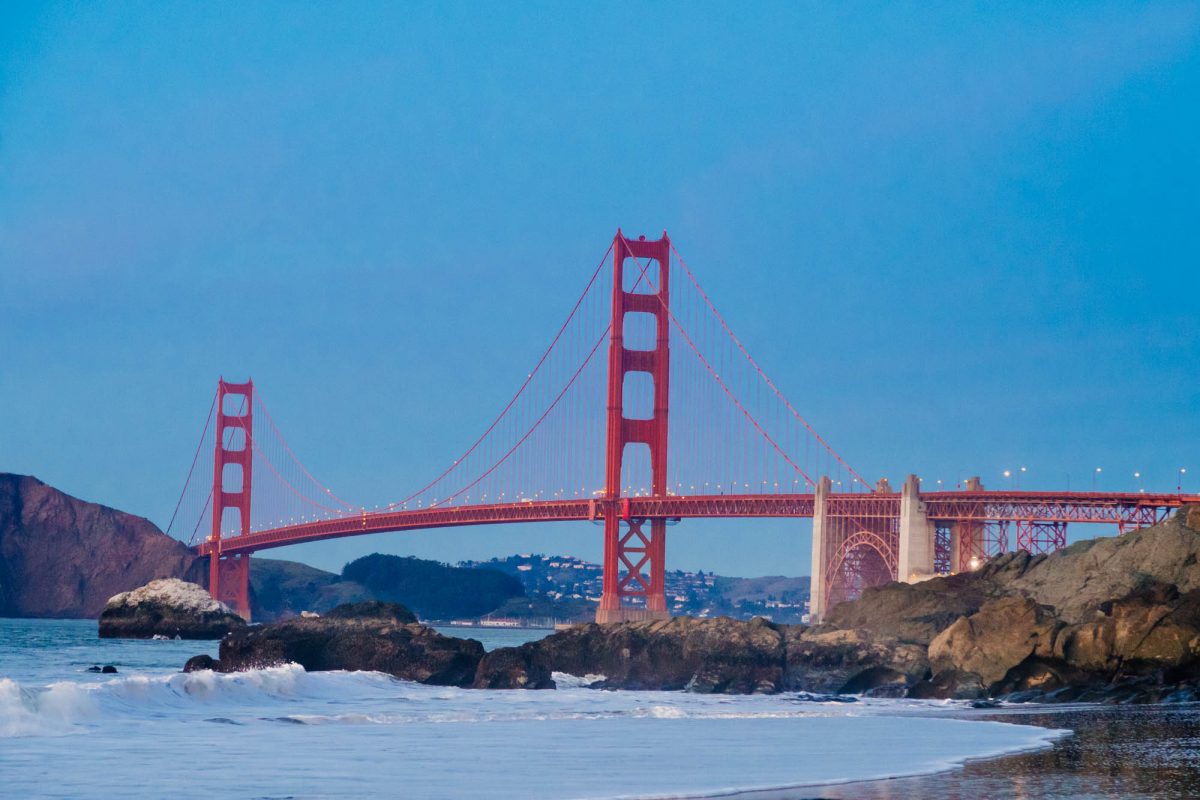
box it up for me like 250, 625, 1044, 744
898, 474, 935, 583
808, 476, 831, 623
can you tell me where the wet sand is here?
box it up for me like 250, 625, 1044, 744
805, 703, 1200, 799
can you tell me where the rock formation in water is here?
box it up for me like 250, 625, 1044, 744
474, 615, 926, 694
99, 578, 246, 639
0, 473, 203, 618
189, 601, 485, 687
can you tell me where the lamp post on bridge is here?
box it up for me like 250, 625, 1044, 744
1181, 468, 1188, 494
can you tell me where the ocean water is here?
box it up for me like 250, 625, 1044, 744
0, 618, 1066, 799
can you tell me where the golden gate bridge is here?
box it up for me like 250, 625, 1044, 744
167, 231, 1198, 621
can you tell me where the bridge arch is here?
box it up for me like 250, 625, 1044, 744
824, 527, 897, 613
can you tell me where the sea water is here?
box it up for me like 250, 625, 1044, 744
0, 618, 1065, 799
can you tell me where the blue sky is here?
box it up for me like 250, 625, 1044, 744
2, 3, 1198, 577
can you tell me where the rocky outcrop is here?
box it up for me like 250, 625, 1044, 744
830, 509, 1200, 703
477, 616, 787, 693
99, 579, 246, 639
916, 581, 1200, 701
823, 550, 1041, 645
0, 473, 203, 617
925, 595, 1063, 694
474, 615, 929, 695
781, 626, 928, 695
192, 602, 484, 687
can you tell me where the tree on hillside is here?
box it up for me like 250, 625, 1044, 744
342, 554, 525, 619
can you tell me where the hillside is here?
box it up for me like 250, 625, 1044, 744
0, 473, 203, 617
249, 558, 373, 619
465, 554, 810, 623
342, 554, 525, 620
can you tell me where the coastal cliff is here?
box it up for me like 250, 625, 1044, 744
0, 473, 202, 618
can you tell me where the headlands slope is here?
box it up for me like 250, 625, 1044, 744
0, 473, 521, 621
0, 474, 201, 617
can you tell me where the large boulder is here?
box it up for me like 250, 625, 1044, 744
193, 601, 484, 687
99, 578, 245, 639
925, 595, 1063, 695
917, 581, 1200, 701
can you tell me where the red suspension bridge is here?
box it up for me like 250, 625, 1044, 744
168, 231, 1199, 621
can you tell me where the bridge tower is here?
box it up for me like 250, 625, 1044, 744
209, 378, 253, 620
596, 230, 672, 623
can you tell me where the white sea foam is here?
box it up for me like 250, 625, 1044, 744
552, 670, 607, 688
0, 677, 99, 737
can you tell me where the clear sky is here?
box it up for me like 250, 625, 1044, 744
2, 3, 1198, 578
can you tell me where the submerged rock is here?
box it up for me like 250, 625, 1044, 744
192, 601, 484, 687
99, 579, 245, 640
183, 654, 219, 673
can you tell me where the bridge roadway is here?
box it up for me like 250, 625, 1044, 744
195, 490, 1198, 558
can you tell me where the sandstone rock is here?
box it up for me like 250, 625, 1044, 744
201, 601, 483, 687
99, 579, 245, 639
1007, 513, 1200, 623
928, 595, 1063, 689
916, 579, 1200, 701
822, 552, 1038, 645
1186, 503, 1200, 531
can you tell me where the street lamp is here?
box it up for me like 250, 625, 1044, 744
1181, 468, 1188, 493
1019, 466, 1027, 490
1093, 467, 1102, 491
1134, 472, 1143, 492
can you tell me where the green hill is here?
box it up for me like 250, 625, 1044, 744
342, 554, 525, 620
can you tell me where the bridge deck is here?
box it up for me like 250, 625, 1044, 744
194, 491, 1198, 557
